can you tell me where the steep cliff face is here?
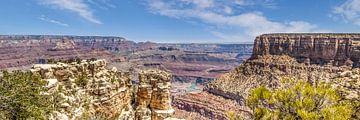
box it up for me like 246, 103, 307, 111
0, 37, 113, 69
0, 35, 144, 69
252, 33, 360, 67
30, 60, 174, 120
136, 70, 174, 120
201, 34, 360, 118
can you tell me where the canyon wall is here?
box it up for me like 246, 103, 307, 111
207, 34, 360, 104
0, 35, 158, 69
252, 33, 360, 67
175, 33, 360, 119
30, 59, 174, 120
0, 35, 252, 89
0, 36, 118, 69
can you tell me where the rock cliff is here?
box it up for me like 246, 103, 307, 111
252, 33, 360, 67
136, 70, 174, 120
30, 59, 174, 120
192, 33, 360, 119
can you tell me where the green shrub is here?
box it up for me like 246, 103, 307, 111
75, 71, 88, 88
246, 78, 352, 120
0, 71, 53, 119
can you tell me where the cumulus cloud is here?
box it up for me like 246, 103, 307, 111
38, 0, 102, 24
333, 0, 360, 26
39, 15, 69, 27
146, 0, 323, 41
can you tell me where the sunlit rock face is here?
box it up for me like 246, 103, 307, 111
252, 33, 360, 67
203, 34, 360, 118
30, 59, 174, 120
168, 33, 360, 120
136, 69, 174, 120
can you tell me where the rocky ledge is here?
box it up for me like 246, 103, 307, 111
30, 59, 175, 120
206, 33, 360, 104
189, 33, 360, 119
252, 33, 360, 67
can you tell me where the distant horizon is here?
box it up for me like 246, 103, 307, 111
3, 32, 360, 44
0, 34, 254, 44
1, 0, 360, 43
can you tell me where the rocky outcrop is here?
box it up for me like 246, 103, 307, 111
30, 59, 174, 120
252, 33, 360, 67
200, 33, 360, 119
205, 55, 346, 105
51, 40, 77, 50
135, 70, 174, 120
331, 68, 360, 101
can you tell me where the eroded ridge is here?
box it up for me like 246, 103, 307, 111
30, 59, 175, 120
252, 33, 360, 67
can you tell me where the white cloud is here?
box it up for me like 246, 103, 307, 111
333, 0, 360, 26
180, 0, 214, 8
233, 0, 277, 8
39, 15, 69, 27
223, 6, 232, 14
38, 0, 102, 24
147, 0, 323, 41
87, 0, 116, 10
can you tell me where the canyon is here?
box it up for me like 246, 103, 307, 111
170, 33, 360, 119
207, 33, 360, 102
5, 33, 360, 119
0, 35, 253, 119
0, 35, 252, 94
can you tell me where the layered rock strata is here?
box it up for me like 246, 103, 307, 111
0, 35, 134, 69
30, 59, 174, 120
179, 33, 360, 119
0, 35, 252, 90
206, 33, 360, 104
135, 70, 174, 120
252, 33, 360, 67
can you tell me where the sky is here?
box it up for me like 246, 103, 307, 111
0, 0, 360, 43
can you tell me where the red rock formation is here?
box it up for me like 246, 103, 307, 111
0, 35, 127, 69
252, 33, 360, 67
176, 33, 360, 119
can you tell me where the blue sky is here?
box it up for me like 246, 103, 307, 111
0, 0, 359, 43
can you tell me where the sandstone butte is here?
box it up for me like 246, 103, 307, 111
172, 33, 360, 119
30, 59, 181, 120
